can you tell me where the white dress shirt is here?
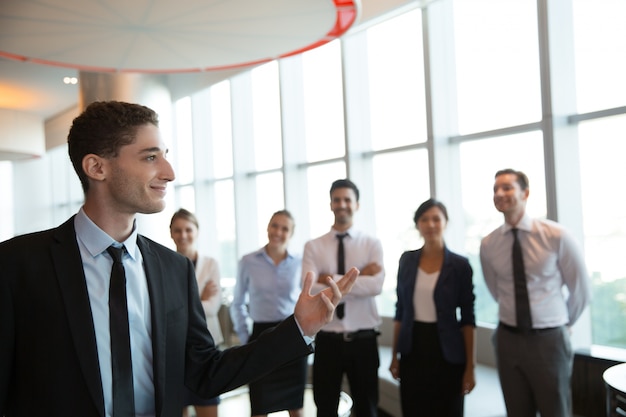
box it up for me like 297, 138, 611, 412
480, 212, 591, 329
74, 208, 155, 417
195, 256, 224, 345
302, 227, 385, 332
413, 268, 439, 323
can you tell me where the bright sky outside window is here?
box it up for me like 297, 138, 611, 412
301, 40, 346, 162
255, 172, 285, 248
453, 0, 541, 134
210, 81, 234, 179
372, 149, 430, 316
573, 0, 626, 113
578, 115, 626, 348
251, 61, 283, 171
367, 8, 427, 150
174, 97, 194, 185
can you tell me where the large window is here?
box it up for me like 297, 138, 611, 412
210, 81, 234, 179
578, 115, 626, 349
459, 132, 547, 324
301, 41, 345, 163
571, 0, 626, 349
251, 62, 283, 172
0, 162, 13, 240
255, 172, 285, 248
453, 0, 541, 134
11, 0, 626, 354
305, 162, 346, 238
573, 0, 626, 113
373, 149, 430, 316
367, 8, 427, 149
174, 97, 194, 186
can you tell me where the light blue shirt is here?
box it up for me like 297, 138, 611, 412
74, 208, 155, 417
230, 247, 302, 344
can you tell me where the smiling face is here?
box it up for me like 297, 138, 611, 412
267, 213, 294, 252
170, 217, 199, 253
493, 172, 529, 223
101, 124, 175, 215
416, 206, 447, 244
330, 187, 359, 229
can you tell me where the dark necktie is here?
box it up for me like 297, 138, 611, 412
336, 233, 347, 319
511, 229, 532, 330
107, 245, 136, 417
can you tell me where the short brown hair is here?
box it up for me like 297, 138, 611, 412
495, 168, 529, 191
68, 101, 159, 193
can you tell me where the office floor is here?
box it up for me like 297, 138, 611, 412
213, 386, 352, 417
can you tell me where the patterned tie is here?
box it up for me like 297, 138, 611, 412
511, 229, 532, 330
336, 234, 347, 319
107, 245, 135, 417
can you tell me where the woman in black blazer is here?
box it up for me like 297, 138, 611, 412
389, 199, 476, 417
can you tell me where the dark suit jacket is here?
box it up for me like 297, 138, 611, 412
0, 216, 311, 417
393, 247, 475, 364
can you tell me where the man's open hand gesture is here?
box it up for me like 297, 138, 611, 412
295, 267, 359, 337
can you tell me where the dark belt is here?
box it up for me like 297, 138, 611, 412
499, 322, 563, 334
317, 329, 380, 342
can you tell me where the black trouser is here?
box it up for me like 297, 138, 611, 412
399, 322, 465, 417
313, 330, 379, 417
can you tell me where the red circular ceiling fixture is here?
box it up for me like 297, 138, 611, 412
0, 0, 359, 73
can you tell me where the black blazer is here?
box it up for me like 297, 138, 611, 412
393, 247, 475, 364
0, 216, 311, 417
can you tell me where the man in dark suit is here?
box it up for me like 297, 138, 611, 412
0, 101, 358, 417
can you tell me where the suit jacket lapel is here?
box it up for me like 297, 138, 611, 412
406, 250, 420, 295
52, 217, 105, 417
138, 235, 166, 416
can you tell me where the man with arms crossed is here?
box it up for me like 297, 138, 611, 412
480, 168, 591, 417
0, 101, 358, 417
302, 179, 384, 417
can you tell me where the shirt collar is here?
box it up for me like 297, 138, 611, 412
255, 246, 294, 262
331, 226, 353, 237
74, 206, 140, 260
501, 211, 532, 234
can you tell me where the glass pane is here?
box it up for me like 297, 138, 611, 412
459, 131, 546, 324
251, 61, 283, 171
211, 81, 234, 178
573, 0, 626, 113
372, 149, 430, 316
367, 9, 427, 150
454, 0, 541, 134
0, 161, 13, 240
50, 146, 69, 206
578, 115, 626, 349
306, 162, 347, 238
48, 146, 79, 226
214, 179, 237, 286
255, 172, 285, 248
177, 184, 196, 213
174, 97, 194, 185
302, 40, 346, 162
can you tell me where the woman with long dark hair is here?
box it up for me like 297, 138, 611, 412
389, 199, 476, 417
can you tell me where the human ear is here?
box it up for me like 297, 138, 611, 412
82, 154, 106, 182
